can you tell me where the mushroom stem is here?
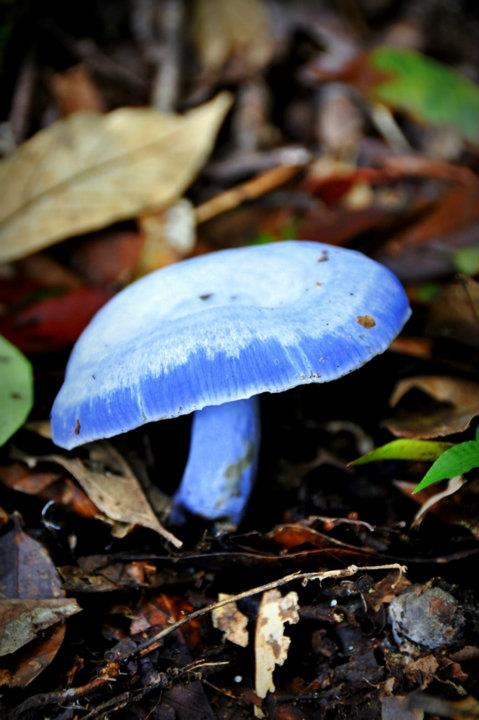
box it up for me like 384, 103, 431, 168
172, 397, 260, 524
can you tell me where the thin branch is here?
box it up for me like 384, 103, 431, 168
135, 562, 406, 657
195, 164, 304, 225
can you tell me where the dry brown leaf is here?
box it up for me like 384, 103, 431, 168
0, 520, 78, 686
0, 598, 80, 656
0, 624, 66, 687
254, 589, 299, 717
0, 461, 100, 520
212, 593, 249, 647
386, 375, 479, 438
0, 520, 63, 600
17, 444, 182, 547
427, 276, 479, 348
71, 231, 144, 287
0, 93, 232, 263
192, 0, 274, 80
48, 64, 106, 116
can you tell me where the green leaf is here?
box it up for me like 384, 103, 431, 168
414, 440, 479, 492
0, 335, 33, 446
454, 246, 479, 276
351, 438, 453, 466
369, 47, 479, 145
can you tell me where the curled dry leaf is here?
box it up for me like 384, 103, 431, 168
212, 593, 249, 647
395, 479, 479, 539
411, 476, 466, 529
0, 93, 232, 263
386, 375, 479, 438
254, 589, 300, 717
17, 443, 182, 547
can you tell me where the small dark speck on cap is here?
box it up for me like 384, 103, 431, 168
357, 315, 376, 329
74, 419, 81, 435
199, 293, 213, 301
318, 251, 329, 262
10, 392, 22, 400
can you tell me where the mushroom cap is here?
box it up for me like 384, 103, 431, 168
52, 241, 410, 449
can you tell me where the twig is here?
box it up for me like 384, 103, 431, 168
135, 562, 406, 657
8, 563, 405, 718
369, 103, 411, 152
81, 660, 227, 720
7, 662, 121, 720
9, 53, 36, 145
205, 146, 312, 182
195, 164, 303, 225
151, 0, 184, 111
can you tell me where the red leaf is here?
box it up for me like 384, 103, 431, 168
0, 286, 110, 352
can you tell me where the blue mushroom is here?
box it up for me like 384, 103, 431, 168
51, 241, 410, 526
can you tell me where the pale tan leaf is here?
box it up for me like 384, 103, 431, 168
17, 444, 182, 548
254, 589, 299, 717
212, 593, 249, 647
0, 93, 232, 263
0, 599, 80, 656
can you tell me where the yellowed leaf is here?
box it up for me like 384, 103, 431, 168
212, 593, 249, 647
0, 93, 232, 263
17, 443, 182, 547
254, 589, 299, 717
